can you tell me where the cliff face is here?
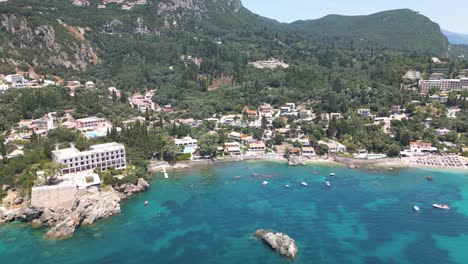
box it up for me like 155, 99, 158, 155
0, 14, 97, 70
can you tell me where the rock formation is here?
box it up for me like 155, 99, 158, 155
0, 178, 150, 239
288, 156, 306, 166
46, 191, 121, 239
255, 229, 298, 259
113, 178, 150, 199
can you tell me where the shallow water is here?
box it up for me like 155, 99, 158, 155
1, 162, 468, 263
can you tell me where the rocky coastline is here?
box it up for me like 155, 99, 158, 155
0, 178, 149, 239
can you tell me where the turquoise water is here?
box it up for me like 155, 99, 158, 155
1, 162, 468, 263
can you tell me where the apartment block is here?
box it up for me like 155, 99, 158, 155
52, 142, 126, 174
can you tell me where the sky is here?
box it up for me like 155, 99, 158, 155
242, 0, 468, 34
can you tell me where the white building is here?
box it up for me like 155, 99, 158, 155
319, 140, 346, 153
76, 116, 107, 129
174, 137, 198, 153
4, 74, 24, 84
302, 147, 316, 156
85, 81, 96, 89
225, 142, 241, 156
404, 70, 421, 80
52, 142, 126, 174
357, 109, 372, 117
248, 141, 266, 154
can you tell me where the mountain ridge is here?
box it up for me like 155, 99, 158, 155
286, 9, 449, 54
0, 2, 452, 77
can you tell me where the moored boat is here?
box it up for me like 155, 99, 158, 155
329, 173, 336, 176
301, 181, 308, 186
433, 204, 450, 210
262, 181, 269, 185
285, 184, 290, 188
144, 201, 149, 206
325, 181, 331, 187
413, 206, 420, 211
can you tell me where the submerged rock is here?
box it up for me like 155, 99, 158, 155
255, 229, 298, 259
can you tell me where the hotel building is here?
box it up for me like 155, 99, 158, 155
52, 142, 126, 174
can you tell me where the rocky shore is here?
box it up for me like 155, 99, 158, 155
255, 229, 298, 259
288, 156, 306, 166
0, 178, 149, 239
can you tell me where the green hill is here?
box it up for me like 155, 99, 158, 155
0, 2, 451, 81
288, 9, 449, 54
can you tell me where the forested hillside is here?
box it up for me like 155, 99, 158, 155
288, 9, 449, 55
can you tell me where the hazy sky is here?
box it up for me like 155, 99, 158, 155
242, 0, 468, 34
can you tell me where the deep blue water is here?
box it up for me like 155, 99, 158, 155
1, 162, 468, 263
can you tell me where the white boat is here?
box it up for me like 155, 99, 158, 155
329, 173, 336, 176
301, 181, 308, 186
285, 184, 290, 188
325, 181, 331, 187
144, 201, 149, 206
413, 206, 420, 211
433, 204, 450, 210
262, 181, 269, 185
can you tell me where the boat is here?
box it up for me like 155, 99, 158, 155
329, 173, 336, 176
426, 177, 434, 181
285, 184, 290, 188
262, 181, 269, 185
413, 206, 420, 211
144, 201, 149, 206
325, 181, 331, 187
433, 204, 450, 210
301, 181, 308, 186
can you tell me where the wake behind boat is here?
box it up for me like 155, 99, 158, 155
433, 204, 450, 210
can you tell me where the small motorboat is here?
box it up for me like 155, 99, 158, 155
144, 201, 149, 206
301, 181, 308, 186
325, 181, 331, 187
329, 173, 336, 176
285, 184, 290, 188
426, 177, 434, 181
433, 204, 450, 210
413, 206, 420, 212
262, 181, 269, 185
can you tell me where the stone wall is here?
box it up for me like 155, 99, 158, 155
31, 183, 78, 210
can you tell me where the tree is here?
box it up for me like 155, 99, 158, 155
261, 115, 268, 130
273, 133, 285, 145
198, 133, 220, 158
162, 140, 180, 165
316, 144, 329, 156
387, 144, 401, 157
272, 117, 285, 128
0, 140, 6, 164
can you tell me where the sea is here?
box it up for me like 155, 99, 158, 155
1, 161, 468, 264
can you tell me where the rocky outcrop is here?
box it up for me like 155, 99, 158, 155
0, 178, 149, 239
114, 178, 150, 199
46, 191, 121, 239
255, 229, 298, 259
288, 156, 306, 166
